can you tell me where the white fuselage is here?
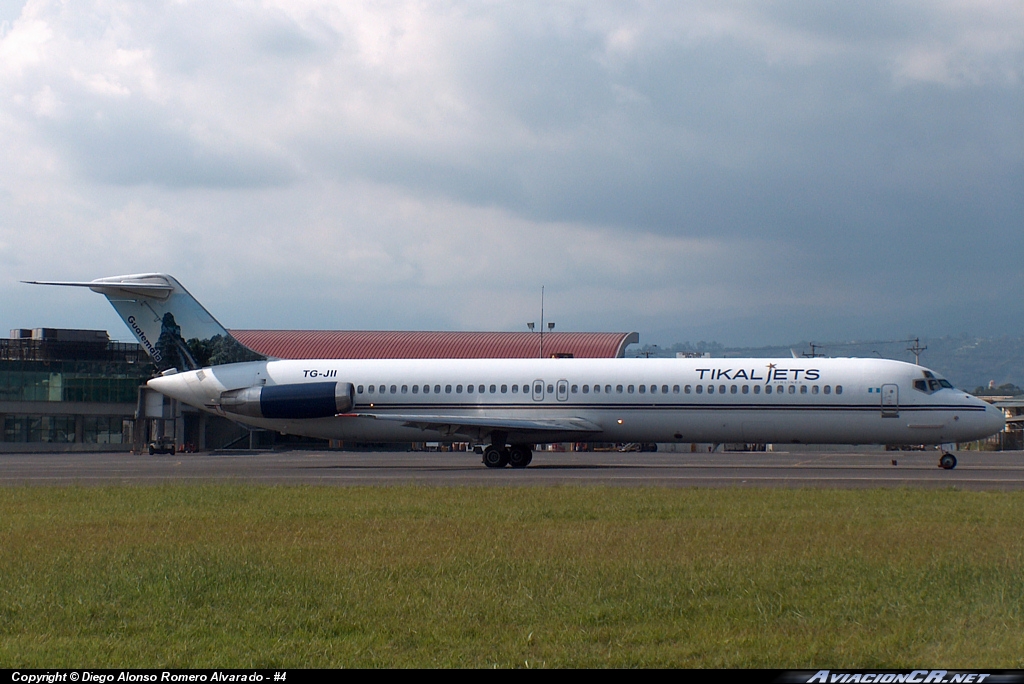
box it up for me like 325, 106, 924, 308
147, 356, 1005, 446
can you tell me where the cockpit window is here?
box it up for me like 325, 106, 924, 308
914, 372, 953, 394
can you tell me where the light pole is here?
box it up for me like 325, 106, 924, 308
528, 288, 555, 357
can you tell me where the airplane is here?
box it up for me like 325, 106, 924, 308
27, 273, 1005, 470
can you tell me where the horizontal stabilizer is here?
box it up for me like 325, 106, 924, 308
24, 277, 174, 299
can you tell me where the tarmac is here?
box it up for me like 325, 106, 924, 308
1, 448, 1023, 489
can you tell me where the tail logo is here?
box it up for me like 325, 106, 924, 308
127, 314, 161, 362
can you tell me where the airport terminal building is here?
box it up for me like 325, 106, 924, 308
1, 328, 150, 451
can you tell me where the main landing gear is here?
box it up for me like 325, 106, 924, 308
939, 452, 958, 470
482, 443, 533, 469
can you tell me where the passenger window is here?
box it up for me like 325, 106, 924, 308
546, 384, 553, 394
673, 385, 680, 393
501, 384, 507, 393
490, 384, 496, 393
707, 385, 715, 394
812, 385, 819, 394
412, 385, 418, 394
571, 385, 578, 393
753, 385, 761, 394
378, 385, 385, 394
730, 385, 737, 394
684, 385, 691, 394
479, 385, 485, 393
765, 385, 772, 395
357, 385, 363, 394
434, 385, 441, 394
616, 385, 624, 393
367, 385, 374, 394
836, 385, 843, 395
719, 385, 726, 394
593, 385, 600, 393
456, 385, 463, 393
390, 385, 397, 394
445, 385, 452, 393
800, 385, 807, 394
637, 385, 643, 394
788, 385, 795, 394
512, 385, 518, 393
695, 385, 703, 394
605, 385, 612, 393
582, 385, 589, 394
823, 386, 831, 394
742, 385, 749, 394
467, 385, 474, 394
402, 385, 408, 394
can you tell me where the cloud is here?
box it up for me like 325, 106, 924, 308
0, 1, 1021, 345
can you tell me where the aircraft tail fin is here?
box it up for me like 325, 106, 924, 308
25, 274, 266, 372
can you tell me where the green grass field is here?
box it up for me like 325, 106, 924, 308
1, 486, 1022, 667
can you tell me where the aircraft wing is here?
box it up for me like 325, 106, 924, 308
341, 412, 602, 436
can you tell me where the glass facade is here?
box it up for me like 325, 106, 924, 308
1, 336, 153, 446
3, 416, 76, 443
83, 416, 129, 444
0, 362, 143, 403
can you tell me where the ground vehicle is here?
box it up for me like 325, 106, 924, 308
148, 435, 176, 455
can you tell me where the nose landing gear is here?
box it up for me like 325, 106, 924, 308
939, 452, 958, 470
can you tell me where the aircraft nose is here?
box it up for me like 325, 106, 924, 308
984, 403, 1006, 436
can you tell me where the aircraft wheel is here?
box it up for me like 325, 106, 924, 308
483, 446, 507, 468
509, 445, 532, 469
939, 453, 957, 470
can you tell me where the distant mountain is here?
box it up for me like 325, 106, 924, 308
631, 335, 1024, 391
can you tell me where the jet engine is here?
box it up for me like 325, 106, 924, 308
219, 381, 354, 420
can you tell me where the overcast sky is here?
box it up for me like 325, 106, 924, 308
1, 0, 1021, 347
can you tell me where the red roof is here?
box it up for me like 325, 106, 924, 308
229, 330, 639, 360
